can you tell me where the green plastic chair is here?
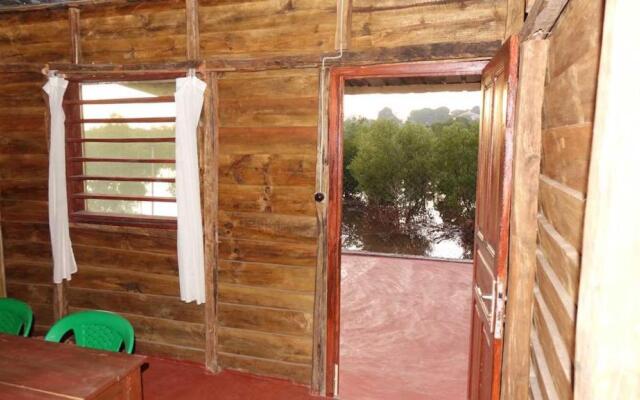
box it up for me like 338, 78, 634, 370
0, 298, 33, 337
45, 310, 135, 354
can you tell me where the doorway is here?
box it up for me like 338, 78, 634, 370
325, 60, 486, 399
323, 41, 519, 399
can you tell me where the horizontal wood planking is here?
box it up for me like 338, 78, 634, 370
67, 287, 203, 324
219, 99, 319, 128
218, 282, 314, 312
68, 264, 180, 297
540, 123, 592, 194
70, 306, 205, 349
536, 215, 579, 305
218, 260, 316, 292
218, 352, 311, 384
219, 127, 318, 155
528, 0, 604, 397
537, 175, 585, 251
532, 290, 572, 399
135, 339, 205, 363
219, 211, 317, 244
217, 67, 318, 382
219, 184, 316, 217
219, 238, 317, 268
0, 9, 70, 63
530, 327, 561, 400
199, 0, 336, 57
219, 153, 316, 187
535, 250, 575, 357
351, 0, 506, 50
218, 326, 312, 364
218, 303, 313, 337
79, 0, 187, 63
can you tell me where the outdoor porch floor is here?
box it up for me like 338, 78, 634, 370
339, 253, 473, 400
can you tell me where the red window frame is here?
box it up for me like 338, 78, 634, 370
63, 73, 183, 229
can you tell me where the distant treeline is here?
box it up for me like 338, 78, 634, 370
343, 107, 479, 256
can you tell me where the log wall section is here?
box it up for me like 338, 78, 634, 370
0, 0, 510, 385
528, 0, 604, 398
0, 9, 69, 335
216, 68, 318, 383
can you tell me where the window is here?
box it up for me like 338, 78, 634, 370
64, 79, 178, 227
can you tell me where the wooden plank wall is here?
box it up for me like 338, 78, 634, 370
350, 0, 506, 50
0, 0, 510, 385
80, 0, 187, 63
0, 9, 70, 335
528, 0, 604, 398
198, 0, 336, 57
216, 68, 319, 383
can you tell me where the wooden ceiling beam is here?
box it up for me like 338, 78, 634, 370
520, 0, 570, 39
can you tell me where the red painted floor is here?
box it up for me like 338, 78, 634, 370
339, 254, 473, 400
141, 357, 322, 400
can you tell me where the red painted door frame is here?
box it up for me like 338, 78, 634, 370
325, 59, 488, 397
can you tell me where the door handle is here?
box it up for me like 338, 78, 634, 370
474, 283, 496, 333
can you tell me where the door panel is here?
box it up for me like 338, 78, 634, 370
468, 36, 519, 400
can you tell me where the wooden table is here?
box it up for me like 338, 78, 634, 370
0, 334, 146, 400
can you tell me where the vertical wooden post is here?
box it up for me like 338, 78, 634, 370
186, 0, 200, 61
202, 70, 219, 373
505, 0, 526, 38
500, 35, 548, 400
335, 0, 351, 51
574, 1, 640, 398
0, 206, 5, 297
53, 5, 82, 321
69, 7, 81, 64
311, 67, 330, 396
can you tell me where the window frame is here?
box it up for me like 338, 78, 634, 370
63, 72, 183, 229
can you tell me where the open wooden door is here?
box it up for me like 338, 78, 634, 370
467, 36, 519, 400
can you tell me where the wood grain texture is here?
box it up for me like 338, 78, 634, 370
79, 0, 187, 63
574, 0, 640, 398
528, 0, 604, 397
504, 0, 525, 38
216, 67, 319, 383
0, 9, 70, 63
519, 0, 569, 39
532, 289, 571, 400
202, 71, 219, 372
351, 0, 506, 50
199, 0, 336, 57
0, 67, 55, 331
0, 0, 514, 387
500, 37, 548, 400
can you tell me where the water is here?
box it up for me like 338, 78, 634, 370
341, 197, 470, 260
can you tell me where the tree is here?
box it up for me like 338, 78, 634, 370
348, 119, 434, 225
342, 118, 369, 198
430, 119, 479, 256
83, 116, 175, 214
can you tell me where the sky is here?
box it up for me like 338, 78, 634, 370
344, 91, 481, 122
82, 83, 175, 128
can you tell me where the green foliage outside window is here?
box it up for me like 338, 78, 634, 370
342, 113, 479, 257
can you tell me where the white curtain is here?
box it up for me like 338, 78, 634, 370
44, 76, 77, 284
175, 75, 207, 304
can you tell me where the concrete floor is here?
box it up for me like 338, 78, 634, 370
141, 357, 321, 400
140, 254, 472, 400
339, 254, 473, 400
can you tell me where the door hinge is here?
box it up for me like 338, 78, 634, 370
494, 280, 507, 339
